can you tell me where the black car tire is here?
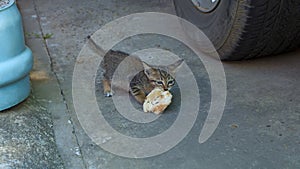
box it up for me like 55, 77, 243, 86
174, 0, 300, 60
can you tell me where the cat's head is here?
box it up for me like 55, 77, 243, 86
142, 59, 184, 91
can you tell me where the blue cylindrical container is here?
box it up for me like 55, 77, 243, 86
0, 0, 33, 111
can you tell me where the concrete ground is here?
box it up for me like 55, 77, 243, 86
0, 0, 299, 168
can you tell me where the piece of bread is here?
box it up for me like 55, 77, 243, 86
143, 88, 172, 114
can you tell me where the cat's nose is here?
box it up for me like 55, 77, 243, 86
164, 88, 168, 91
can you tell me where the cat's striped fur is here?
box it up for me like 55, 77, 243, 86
88, 36, 183, 103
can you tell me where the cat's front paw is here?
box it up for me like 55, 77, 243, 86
104, 91, 113, 97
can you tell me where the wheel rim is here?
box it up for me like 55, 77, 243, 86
191, 0, 220, 13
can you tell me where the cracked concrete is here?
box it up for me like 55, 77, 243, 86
18, 0, 86, 168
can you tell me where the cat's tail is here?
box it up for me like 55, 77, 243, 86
87, 35, 142, 61
87, 35, 107, 57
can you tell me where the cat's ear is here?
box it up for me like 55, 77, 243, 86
142, 61, 154, 78
168, 59, 184, 76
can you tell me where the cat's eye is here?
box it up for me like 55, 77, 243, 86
155, 81, 163, 85
167, 80, 175, 86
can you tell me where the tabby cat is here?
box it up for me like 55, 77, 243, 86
88, 36, 183, 104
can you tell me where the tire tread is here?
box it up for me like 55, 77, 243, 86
226, 0, 300, 60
